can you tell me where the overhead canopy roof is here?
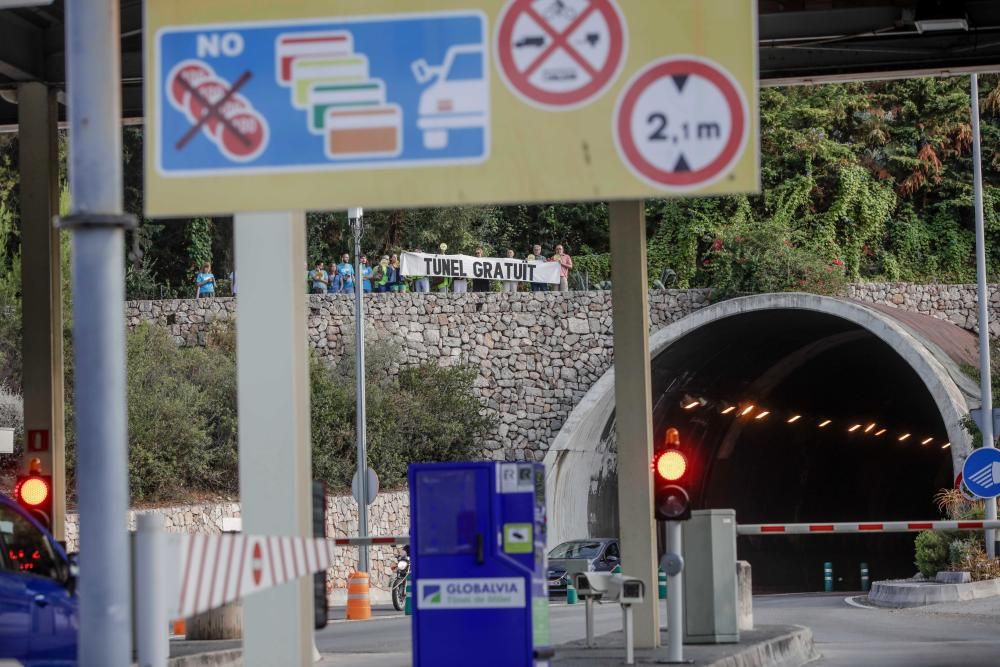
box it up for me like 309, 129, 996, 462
2, 0, 1000, 127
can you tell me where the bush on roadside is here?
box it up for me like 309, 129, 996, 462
914, 530, 951, 578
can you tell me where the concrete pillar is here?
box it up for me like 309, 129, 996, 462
17, 82, 65, 540
609, 200, 659, 647
235, 211, 313, 666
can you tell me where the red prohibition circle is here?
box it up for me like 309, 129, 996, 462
615, 58, 747, 189
496, 0, 626, 109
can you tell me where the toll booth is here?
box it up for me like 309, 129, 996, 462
409, 461, 551, 667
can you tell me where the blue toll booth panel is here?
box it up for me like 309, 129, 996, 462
410, 461, 550, 667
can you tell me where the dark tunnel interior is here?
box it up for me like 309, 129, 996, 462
630, 308, 955, 592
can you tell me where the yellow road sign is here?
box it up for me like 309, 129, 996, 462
145, 0, 758, 216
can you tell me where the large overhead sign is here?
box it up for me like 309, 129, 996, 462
145, 0, 758, 217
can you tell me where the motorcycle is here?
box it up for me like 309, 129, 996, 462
390, 548, 410, 611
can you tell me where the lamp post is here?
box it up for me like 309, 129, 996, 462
348, 208, 369, 573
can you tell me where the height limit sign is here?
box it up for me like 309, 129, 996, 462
614, 56, 749, 192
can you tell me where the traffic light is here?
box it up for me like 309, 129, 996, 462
15, 458, 53, 530
652, 427, 691, 521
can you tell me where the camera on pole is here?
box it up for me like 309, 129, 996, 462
652, 427, 691, 521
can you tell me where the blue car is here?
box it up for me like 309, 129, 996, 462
0, 494, 77, 665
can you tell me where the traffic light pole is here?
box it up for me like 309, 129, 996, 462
971, 73, 998, 558
663, 521, 685, 663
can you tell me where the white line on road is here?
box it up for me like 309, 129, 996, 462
843, 595, 875, 610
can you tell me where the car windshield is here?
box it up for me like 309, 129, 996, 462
548, 541, 603, 560
446, 52, 482, 81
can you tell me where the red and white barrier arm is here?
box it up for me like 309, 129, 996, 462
737, 520, 1000, 535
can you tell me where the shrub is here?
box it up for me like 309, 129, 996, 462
914, 530, 951, 578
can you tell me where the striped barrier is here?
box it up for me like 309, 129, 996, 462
161, 533, 410, 620
736, 520, 1000, 535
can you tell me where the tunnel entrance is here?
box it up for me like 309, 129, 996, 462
547, 295, 976, 594
649, 308, 954, 592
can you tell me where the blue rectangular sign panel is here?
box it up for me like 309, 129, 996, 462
155, 11, 489, 176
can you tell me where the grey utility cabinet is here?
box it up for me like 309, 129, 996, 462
682, 508, 739, 643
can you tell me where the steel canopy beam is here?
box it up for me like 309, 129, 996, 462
0, 13, 45, 81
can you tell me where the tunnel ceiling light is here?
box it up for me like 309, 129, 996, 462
921, 437, 933, 445
721, 406, 736, 415
787, 415, 801, 423
942, 442, 951, 449
865, 423, 876, 433
755, 411, 770, 420
818, 419, 832, 428
683, 401, 700, 410
898, 433, 911, 442
875, 429, 887, 436
848, 424, 861, 432
740, 405, 755, 417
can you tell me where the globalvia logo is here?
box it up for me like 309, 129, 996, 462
417, 578, 526, 610
422, 585, 442, 604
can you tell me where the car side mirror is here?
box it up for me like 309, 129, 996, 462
606, 554, 620, 564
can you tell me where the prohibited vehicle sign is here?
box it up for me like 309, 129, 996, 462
614, 55, 749, 191
496, 0, 627, 110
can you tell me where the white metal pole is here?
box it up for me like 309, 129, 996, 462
64, 1, 133, 664
585, 596, 594, 647
971, 73, 998, 558
349, 208, 369, 573
623, 605, 635, 665
666, 521, 683, 662
135, 514, 168, 667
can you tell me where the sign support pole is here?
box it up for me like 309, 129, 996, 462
664, 522, 684, 662
971, 73, 997, 558
609, 200, 660, 648
17, 81, 65, 540
63, 1, 134, 664
236, 211, 314, 667
349, 208, 370, 573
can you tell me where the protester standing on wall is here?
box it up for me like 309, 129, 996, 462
336, 253, 354, 293
502, 249, 518, 293
529, 244, 546, 292
196, 263, 216, 298
472, 247, 491, 292
360, 255, 373, 293
389, 254, 404, 292
375, 255, 393, 293
309, 261, 329, 294
550, 244, 573, 291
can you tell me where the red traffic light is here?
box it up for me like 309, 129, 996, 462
16, 476, 50, 507
654, 450, 688, 482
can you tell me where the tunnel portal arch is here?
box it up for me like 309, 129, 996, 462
544, 293, 979, 563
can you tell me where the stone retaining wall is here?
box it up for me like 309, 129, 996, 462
126, 290, 713, 461
847, 283, 1000, 336
125, 284, 995, 463
64, 491, 409, 590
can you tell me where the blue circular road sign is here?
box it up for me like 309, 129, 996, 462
962, 448, 1000, 499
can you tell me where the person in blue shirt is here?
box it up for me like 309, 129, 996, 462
195, 263, 216, 298
308, 261, 329, 294
335, 253, 355, 293
360, 255, 373, 293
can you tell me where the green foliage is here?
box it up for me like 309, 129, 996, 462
571, 254, 610, 287
62, 322, 493, 501
311, 339, 495, 491
914, 530, 952, 578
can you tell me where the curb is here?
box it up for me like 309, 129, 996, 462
705, 626, 817, 667
167, 649, 242, 667
868, 578, 1000, 608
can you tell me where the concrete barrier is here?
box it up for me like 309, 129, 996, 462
737, 561, 754, 631
868, 577, 1000, 608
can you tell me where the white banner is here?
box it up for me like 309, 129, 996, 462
400, 252, 561, 284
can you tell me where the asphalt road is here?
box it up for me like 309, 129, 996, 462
755, 593, 1000, 667
315, 601, 626, 657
